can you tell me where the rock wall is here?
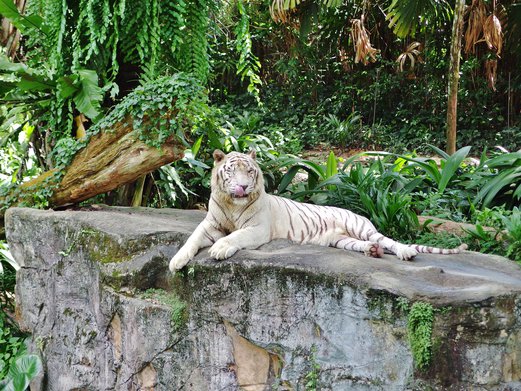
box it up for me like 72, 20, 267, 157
5, 206, 521, 390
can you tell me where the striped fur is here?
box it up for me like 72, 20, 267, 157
169, 150, 467, 271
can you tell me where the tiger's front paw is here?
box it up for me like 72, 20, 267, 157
209, 239, 240, 260
169, 246, 195, 272
396, 246, 417, 261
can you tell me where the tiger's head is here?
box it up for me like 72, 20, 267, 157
211, 149, 264, 204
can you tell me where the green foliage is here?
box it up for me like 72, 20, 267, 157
324, 112, 363, 148
0, 242, 19, 276
93, 73, 209, 149
304, 345, 320, 390
407, 302, 434, 371
177, 0, 210, 83
0, 312, 37, 386
0, 0, 214, 176
158, 105, 286, 208
0, 353, 43, 391
0, 0, 46, 34
412, 146, 470, 194
503, 208, 521, 262
465, 207, 521, 262
386, 0, 451, 38
470, 151, 521, 209
139, 289, 187, 331
278, 154, 421, 240
411, 231, 464, 250
235, 0, 261, 100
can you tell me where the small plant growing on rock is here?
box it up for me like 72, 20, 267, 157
407, 302, 434, 370
140, 289, 188, 331
304, 345, 320, 390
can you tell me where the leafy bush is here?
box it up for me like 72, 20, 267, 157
469, 150, 521, 209
465, 207, 521, 262
155, 105, 290, 208
0, 242, 18, 312
0, 312, 28, 380
278, 153, 420, 240
503, 208, 521, 262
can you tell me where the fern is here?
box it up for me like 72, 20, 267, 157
177, 0, 210, 84
8, 0, 213, 149
43, 0, 67, 74
161, 0, 188, 60
235, 0, 261, 101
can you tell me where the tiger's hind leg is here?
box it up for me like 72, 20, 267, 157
330, 235, 384, 258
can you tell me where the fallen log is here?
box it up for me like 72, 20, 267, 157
50, 117, 184, 206
3, 115, 184, 214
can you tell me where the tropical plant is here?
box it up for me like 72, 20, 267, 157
276, 151, 340, 199
0, 353, 43, 391
470, 150, 521, 209
235, 0, 262, 100
386, 0, 452, 38
324, 112, 362, 147
0, 310, 33, 384
0, 242, 18, 275
502, 208, 521, 262
386, 145, 473, 194
465, 207, 521, 262
277, 153, 421, 240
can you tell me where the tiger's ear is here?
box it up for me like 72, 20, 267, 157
248, 149, 257, 160
213, 149, 225, 163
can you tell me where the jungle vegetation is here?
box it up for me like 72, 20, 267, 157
0, 0, 520, 383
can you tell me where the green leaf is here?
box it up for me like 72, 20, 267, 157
0, 0, 47, 34
438, 146, 471, 193
73, 70, 103, 121
0, 80, 17, 96
0, 248, 19, 272
0, 55, 28, 73
191, 135, 203, 157
17, 73, 54, 92
278, 165, 301, 194
326, 151, 338, 179
6, 354, 42, 391
477, 171, 521, 207
57, 75, 79, 99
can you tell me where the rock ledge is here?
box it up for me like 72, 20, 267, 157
6, 206, 521, 390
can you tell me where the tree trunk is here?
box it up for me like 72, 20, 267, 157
1, 0, 26, 59
17, 116, 184, 207
446, 0, 466, 155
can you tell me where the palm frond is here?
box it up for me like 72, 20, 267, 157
396, 41, 422, 72
386, 0, 451, 38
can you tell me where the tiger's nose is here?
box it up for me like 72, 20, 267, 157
240, 185, 248, 191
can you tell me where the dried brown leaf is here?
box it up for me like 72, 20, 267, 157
350, 18, 379, 65
395, 41, 422, 72
483, 14, 502, 56
464, 0, 487, 54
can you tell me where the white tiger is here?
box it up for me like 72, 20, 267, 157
169, 149, 467, 271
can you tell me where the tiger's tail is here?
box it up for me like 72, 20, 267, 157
409, 243, 468, 254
